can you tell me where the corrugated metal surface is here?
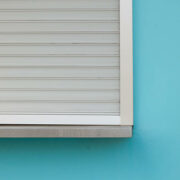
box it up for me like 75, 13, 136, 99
0, 0, 120, 116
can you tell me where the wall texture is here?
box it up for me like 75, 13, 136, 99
0, 0, 180, 179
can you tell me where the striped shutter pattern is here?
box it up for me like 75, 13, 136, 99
0, 0, 120, 116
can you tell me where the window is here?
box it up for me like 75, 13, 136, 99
0, 0, 133, 137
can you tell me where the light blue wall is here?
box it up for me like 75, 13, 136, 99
0, 0, 180, 179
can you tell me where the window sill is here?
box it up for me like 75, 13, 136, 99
0, 125, 132, 138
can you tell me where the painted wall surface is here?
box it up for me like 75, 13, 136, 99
0, 0, 179, 179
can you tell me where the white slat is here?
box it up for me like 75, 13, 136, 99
0, 90, 120, 101
0, 56, 119, 66
0, 0, 118, 9
0, 10, 119, 20
0, 79, 119, 89
0, 0, 120, 119
0, 44, 119, 54
0, 102, 119, 114
0, 33, 119, 43
0, 22, 118, 32
0, 67, 119, 78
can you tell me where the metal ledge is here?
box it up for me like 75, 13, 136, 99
0, 125, 132, 138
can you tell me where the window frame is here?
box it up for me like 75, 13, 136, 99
0, 0, 133, 137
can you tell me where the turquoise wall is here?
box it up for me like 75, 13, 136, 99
0, 0, 180, 179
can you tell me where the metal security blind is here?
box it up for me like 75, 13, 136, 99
0, 0, 120, 124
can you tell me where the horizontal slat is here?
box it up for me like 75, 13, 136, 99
0, 100, 118, 103
0, 44, 118, 54
0, 10, 118, 20
0, 113, 120, 116
0, 43, 118, 45
0, 79, 119, 89
0, 20, 118, 23
0, 22, 118, 32
0, 67, 119, 78
0, 117, 122, 126
0, 54, 119, 57
0, 9, 119, 12
0, 56, 119, 66
0, 33, 119, 43
0, 102, 119, 114
0, 90, 119, 101
0, 66, 118, 68
0, 31, 119, 34
0, 0, 118, 9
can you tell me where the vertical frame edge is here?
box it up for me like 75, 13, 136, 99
120, 0, 133, 125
